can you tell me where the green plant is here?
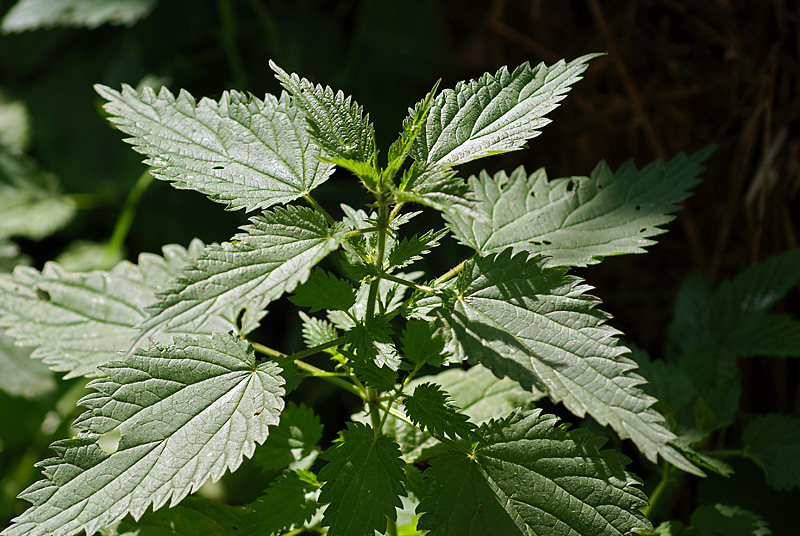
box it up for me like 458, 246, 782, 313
0, 54, 723, 536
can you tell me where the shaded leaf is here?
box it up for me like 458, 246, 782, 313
252, 402, 323, 473
299, 311, 340, 349
743, 414, 800, 491
245, 470, 321, 535
1, 0, 156, 32
403, 383, 477, 441
0, 328, 55, 399
289, 269, 355, 313
116, 497, 246, 536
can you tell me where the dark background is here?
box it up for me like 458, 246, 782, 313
1, 0, 798, 531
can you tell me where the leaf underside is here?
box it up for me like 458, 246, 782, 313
416, 251, 699, 474
1, 0, 157, 32
0, 327, 55, 399
95, 85, 334, 212
417, 409, 652, 536
0, 240, 234, 378
446, 148, 712, 267
3, 332, 285, 536
139, 206, 346, 344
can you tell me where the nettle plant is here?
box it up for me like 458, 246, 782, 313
0, 54, 715, 536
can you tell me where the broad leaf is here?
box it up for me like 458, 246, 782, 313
666, 273, 714, 359
289, 269, 355, 313
1, 0, 156, 32
0, 328, 55, 399
139, 206, 346, 343
743, 414, 800, 491
95, 85, 334, 212
3, 332, 285, 536
409, 54, 601, 167
0, 240, 234, 378
416, 409, 651, 536
653, 504, 772, 536
445, 148, 711, 267
403, 383, 477, 441
400, 319, 447, 366
318, 422, 406, 536
252, 402, 323, 472
271, 61, 376, 163
245, 470, 321, 535
347, 318, 402, 370
0, 148, 76, 240
713, 248, 800, 315
393, 163, 477, 218
418, 251, 700, 474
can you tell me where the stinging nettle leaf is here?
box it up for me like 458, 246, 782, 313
95, 85, 334, 212
3, 332, 285, 536
403, 382, 477, 441
245, 470, 321, 536
0, 327, 55, 399
270, 60, 376, 164
0, 240, 235, 378
409, 54, 602, 167
289, 269, 356, 313
743, 413, 800, 491
299, 310, 341, 349
318, 422, 406, 536
139, 206, 347, 345
388, 228, 448, 271
416, 409, 652, 536
445, 148, 712, 267
252, 401, 323, 473
417, 251, 701, 474
1, 0, 156, 32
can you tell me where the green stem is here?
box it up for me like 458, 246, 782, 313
703, 448, 745, 459
380, 272, 441, 294
365, 201, 390, 320
434, 259, 467, 286
643, 464, 674, 519
295, 360, 365, 399
103, 169, 154, 268
303, 193, 336, 226
367, 386, 382, 435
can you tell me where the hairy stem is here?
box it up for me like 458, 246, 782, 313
643, 463, 675, 519
434, 259, 467, 286
380, 272, 441, 294
303, 193, 336, 226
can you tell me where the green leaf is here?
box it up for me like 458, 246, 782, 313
403, 383, 477, 441
1, 0, 156, 32
299, 311, 340, 349
713, 249, 800, 315
289, 269, 355, 313
666, 273, 714, 358
245, 470, 321, 535
416, 409, 651, 536
3, 332, 285, 536
409, 54, 601, 167
140, 206, 346, 342
394, 163, 477, 218
400, 319, 447, 366
0, 239, 28, 272
0, 328, 55, 399
743, 414, 800, 491
347, 317, 402, 370
631, 347, 695, 416
717, 312, 800, 357
0, 148, 76, 240
418, 251, 700, 474
270, 61, 376, 163
0, 240, 235, 378
683, 504, 772, 536
388, 229, 448, 271
95, 85, 334, 212
0, 95, 30, 151
318, 422, 406, 536
116, 496, 247, 536
445, 148, 711, 267
252, 402, 323, 472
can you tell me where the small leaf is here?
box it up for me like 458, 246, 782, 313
417, 251, 700, 474
318, 422, 406, 536
289, 269, 355, 313
446, 148, 711, 267
1, 0, 156, 32
409, 54, 602, 167
245, 470, 321, 535
271, 61, 376, 164
0, 240, 235, 378
689, 504, 772, 536
743, 413, 800, 491
386, 79, 440, 179
347, 317, 402, 370
400, 319, 446, 366
388, 229, 448, 271
0, 148, 76, 240
299, 311, 340, 349
416, 409, 651, 536
403, 383, 477, 441
713, 248, 800, 315
252, 402, 323, 473
95, 85, 334, 212
3, 332, 285, 536
140, 206, 346, 343
394, 163, 477, 218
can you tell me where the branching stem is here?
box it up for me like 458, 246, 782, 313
303, 193, 336, 225
380, 272, 441, 294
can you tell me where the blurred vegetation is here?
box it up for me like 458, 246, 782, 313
0, 0, 798, 533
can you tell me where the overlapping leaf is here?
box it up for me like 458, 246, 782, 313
139, 206, 346, 343
0, 328, 55, 399
1, 0, 156, 32
245, 470, 321, 535
408, 54, 601, 167
417, 409, 651, 536
252, 402, 323, 472
317, 422, 406, 536
446, 148, 711, 267
417, 251, 700, 474
403, 383, 477, 441
2, 332, 285, 536
116, 496, 246, 536
96, 85, 334, 212
271, 61, 376, 163
289, 269, 355, 313
0, 240, 234, 378
654, 504, 771, 536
